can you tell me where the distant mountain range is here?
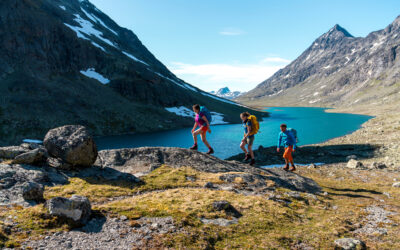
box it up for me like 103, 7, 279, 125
210, 87, 243, 99
0, 0, 265, 145
237, 16, 400, 109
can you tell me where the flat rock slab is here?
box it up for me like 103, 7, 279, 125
95, 147, 321, 194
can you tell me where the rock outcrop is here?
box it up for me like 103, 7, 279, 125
12, 148, 47, 165
95, 147, 321, 194
44, 125, 98, 168
334, 238, 366, 250
0, 146, 29, 159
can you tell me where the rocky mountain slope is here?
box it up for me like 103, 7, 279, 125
210, 87, 242, 99
237, 16, 400, 108
0, 0, 265, 145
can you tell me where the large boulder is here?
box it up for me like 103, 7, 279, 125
47, 195, 92, 226
12, 148, 47, 165
0, 146, 29, 159
44, 125, 97, 167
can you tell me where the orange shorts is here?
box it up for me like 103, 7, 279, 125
200, 126, 208, 133
283, 146, 293, 162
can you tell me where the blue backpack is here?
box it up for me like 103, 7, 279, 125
200, 106, 212, 123
287, 128, 299, 142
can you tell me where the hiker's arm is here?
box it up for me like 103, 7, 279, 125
201, 115, 210, 129
277, 133, 282, 152
191, 122, 197, 133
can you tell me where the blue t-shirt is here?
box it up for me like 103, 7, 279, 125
277, 130, 296, 149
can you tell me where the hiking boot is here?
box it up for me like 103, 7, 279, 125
283, 165, 289, 171
190, 144, 198, 150
289, 165, 296, 172
249, 159, 255, 166
243, 153, 251, 161
206, 148, 214, 155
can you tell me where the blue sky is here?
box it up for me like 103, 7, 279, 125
91, 0, 399, 92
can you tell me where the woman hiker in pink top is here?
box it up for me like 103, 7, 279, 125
189, 104, 214, 154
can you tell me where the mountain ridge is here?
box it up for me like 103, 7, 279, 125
0, 0, 265, 145
237, 15, 400, 109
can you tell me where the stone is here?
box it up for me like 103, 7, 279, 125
46, 157, 73, 170
212, 200, 242, 218
12, 148, 47, 165
334, 238, 366, 250
346, 159, 364, 169
392, 182, 400, 188
346, 155, 358, 161
204, 182, 214, 189
22, 182, 44, 201
212, 200, 231, 211
47, 195, 92, 226
0, 146, 29, 159
368, 162, 387, 169
44, 125, 98, 167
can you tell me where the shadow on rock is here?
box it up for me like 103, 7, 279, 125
227, 144, 379, 166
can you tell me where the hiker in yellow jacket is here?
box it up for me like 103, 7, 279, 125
239, 112, 259, 166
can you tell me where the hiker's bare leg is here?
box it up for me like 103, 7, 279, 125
290, 160, 295, 166
200, 132, 211, 148
248, 145, 254, 159
192, 129, 202, 144
240, 141, 248, 154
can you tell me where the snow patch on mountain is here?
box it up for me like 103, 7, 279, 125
165, 106, 194, 117
164, 107, 229, 124
80, 7, 118, 36
59, 5, 66, 11
80, 68, 110, 84
123, 51, 149, 66
64, 14, 116, 48
210, 112, 228, 125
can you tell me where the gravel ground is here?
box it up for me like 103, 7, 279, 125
22, 216, 177, 250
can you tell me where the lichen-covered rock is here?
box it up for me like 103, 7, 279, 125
346, 159, 364, 169
44, 125, 98, 167
0, 146, 29, 159
12, 148, 47, 165
22, 182, 44, 201
334, 238, 366, 250
47, 195, 92, 226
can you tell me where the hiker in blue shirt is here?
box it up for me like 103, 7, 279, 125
277, 124, 297, 171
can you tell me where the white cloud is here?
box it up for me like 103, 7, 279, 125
168, 57, 290, 92
261, 57, 291, 63
219, 28, 245, 36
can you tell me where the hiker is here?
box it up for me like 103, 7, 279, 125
240, 112, 257, 166
277, 123, 297, 171
190, 104, 214, 154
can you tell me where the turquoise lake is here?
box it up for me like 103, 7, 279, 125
96, 107, 373, 159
